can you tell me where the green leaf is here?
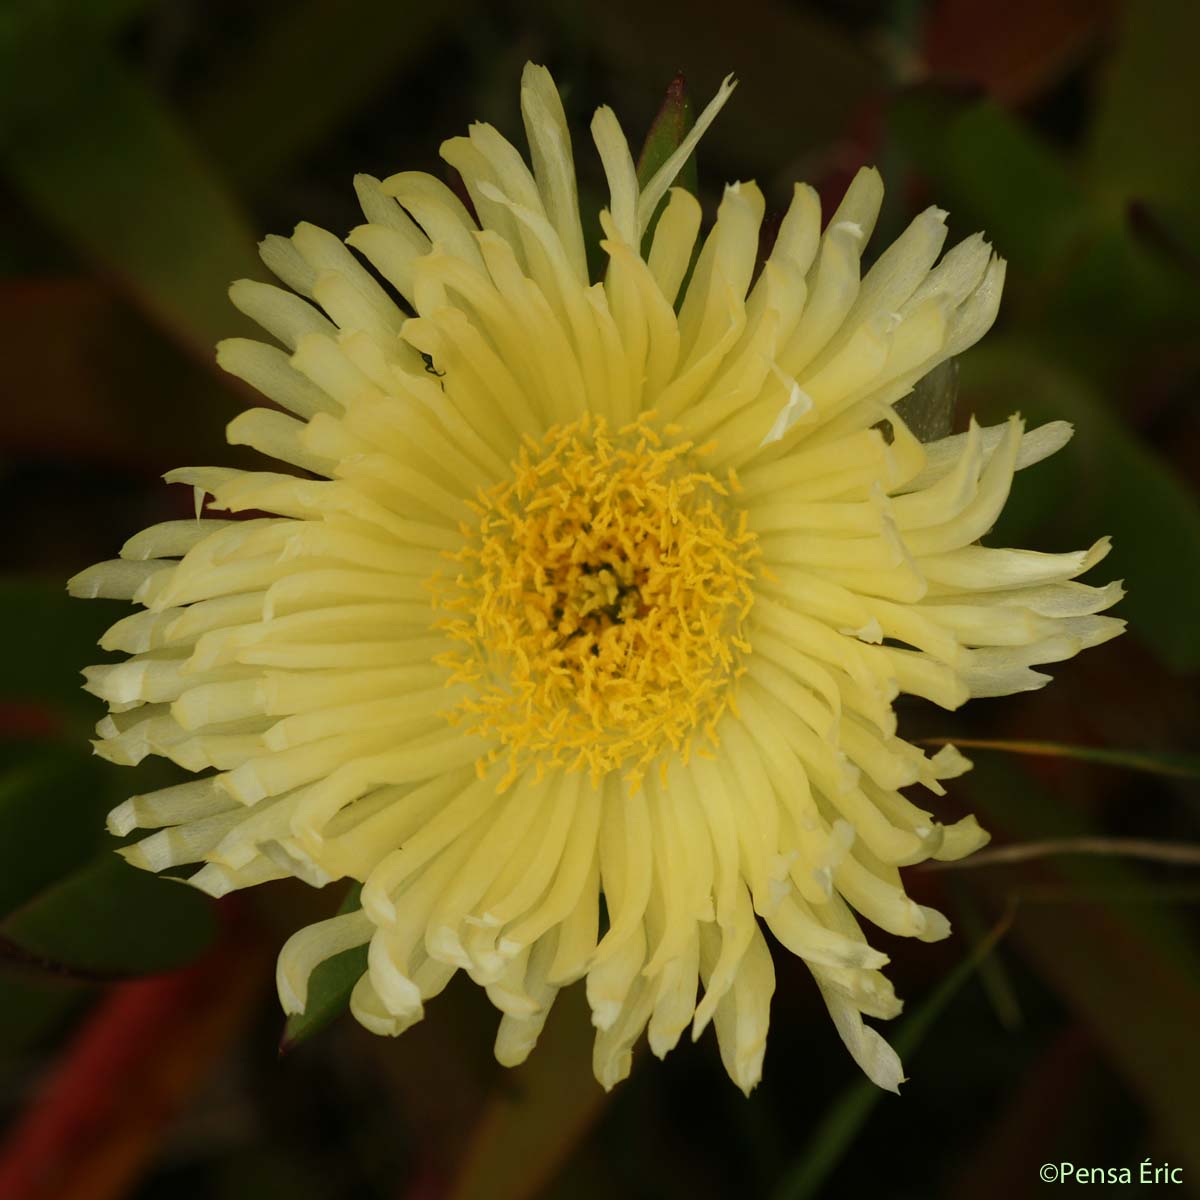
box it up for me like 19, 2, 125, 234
0, 49, 260, 355
890, 93, 1084, 272
771, 911, 1013, 1200
963, 340, 1200, 672
890, 88, 1199, 385
926, 739, 1200, 780
280, 883, 367, 1051
0, 0, 151, 136
1086, 0, 1200, 246
0, 750, 123, 919
3, 854, 217, 976
1040, 219, 1200, 387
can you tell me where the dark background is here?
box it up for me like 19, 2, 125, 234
1, 1, 1198, 1197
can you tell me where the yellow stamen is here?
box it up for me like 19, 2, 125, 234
432, 414, 759, 790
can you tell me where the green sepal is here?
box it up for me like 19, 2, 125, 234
279, 881, 367, 1052
636, 72, 697, 254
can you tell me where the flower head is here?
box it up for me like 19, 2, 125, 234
70, 64, 1123, 1094
435, 411, 759, 790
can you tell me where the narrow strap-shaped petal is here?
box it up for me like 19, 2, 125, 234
520, 62, 588, 284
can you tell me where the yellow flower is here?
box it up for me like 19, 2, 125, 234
70, 64, 1123, 1094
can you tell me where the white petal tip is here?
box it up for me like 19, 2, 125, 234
106, 801, 138, 837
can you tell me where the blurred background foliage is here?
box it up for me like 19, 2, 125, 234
1, 0, 1198, 1197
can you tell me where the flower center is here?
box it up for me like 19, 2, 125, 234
432, 415, 759, 790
